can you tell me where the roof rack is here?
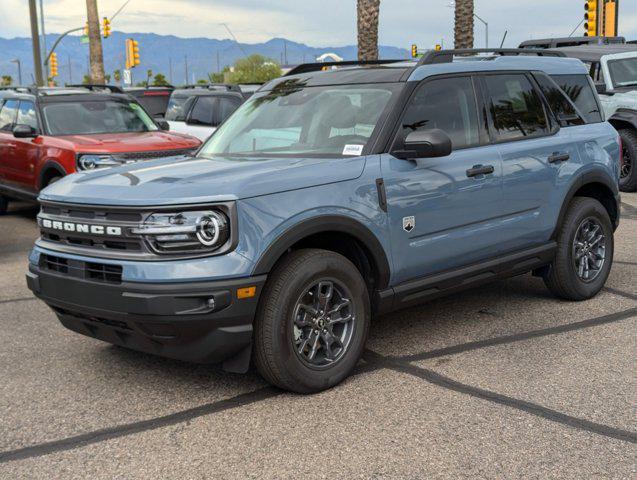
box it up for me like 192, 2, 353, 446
0, 86, 38, 94
416, 48, 567, 66
285, 59, 406, 76
64, 84, 125, 94
179, 84, 242, 92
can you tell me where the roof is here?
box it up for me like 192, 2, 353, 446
519, 36, 625, 49
552, 44, 637, 62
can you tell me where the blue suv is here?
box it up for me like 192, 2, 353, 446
26, 49, 621, 393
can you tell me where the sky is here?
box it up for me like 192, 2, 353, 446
1, 0, 637, 49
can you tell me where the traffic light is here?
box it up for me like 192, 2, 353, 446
102, 17, 111, 38
604, 1, 618, 37
411, 44, 418, 58
83, 22, 89, 37
584, 1, 598, 37
435, 44, 442, 51
49, 53, 58, 78
125, 38, 140, 69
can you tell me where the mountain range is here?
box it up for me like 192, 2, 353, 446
0, 32, 410, 85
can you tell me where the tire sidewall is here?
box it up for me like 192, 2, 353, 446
267, 253, 369, 392
619, 129, 637, 191
560, 199, 614, 298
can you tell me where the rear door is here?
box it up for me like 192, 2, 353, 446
381, 75, 504, 283
483, 73, 581, 253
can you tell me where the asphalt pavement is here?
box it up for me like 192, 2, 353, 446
0, 195, 635, 479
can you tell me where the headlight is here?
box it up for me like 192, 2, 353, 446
77, 154, 122, 170
131, 210, 230, 254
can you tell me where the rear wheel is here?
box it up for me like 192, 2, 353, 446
254, 249, 370, 393
619, 128, 637, 192
544, 197, 614, 301
0, 195, 8, 215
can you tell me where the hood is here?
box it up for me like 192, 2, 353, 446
39, 155, 367, 206
58, 131, 200, 153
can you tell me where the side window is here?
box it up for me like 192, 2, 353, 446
398, 76, 480, 150
17, 101, 39, 130
550, 74, 602, 124
0, 99, 19, 132
188, 97, 215, 126
484, 74, 548, 142
215, 97, 241, 125
533, 74, 585, 127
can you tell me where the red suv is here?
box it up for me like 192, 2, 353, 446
0, 85, 201, 214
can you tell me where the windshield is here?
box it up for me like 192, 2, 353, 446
198, 81, 400, 158
608, 57, 637, 87
165, 95, 192, 121
42, 101, 158, 135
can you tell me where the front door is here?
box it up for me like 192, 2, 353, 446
381, 76, 504, 285
10, 100, 40, 190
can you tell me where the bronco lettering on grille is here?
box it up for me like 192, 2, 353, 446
40, 218, 122, 236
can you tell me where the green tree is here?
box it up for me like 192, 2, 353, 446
196, 78, 208, 85
1, 75, 12, 86
227, 55, 281, 84
104, 74, 111, 83
82, 74, 91, 85
209, 69, 229, 84
152, 73, 169, 86
113, 69, 121, 83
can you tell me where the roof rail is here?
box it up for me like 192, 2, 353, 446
0, 86, 38, 94
285, 59, 407, 76
180, 83, 242, 92
416, 48, 567, 66
64, 84, 125, 94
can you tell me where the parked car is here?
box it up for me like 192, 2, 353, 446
124, 85, 174, 117
0, 85, 201, 214
27, 50, 621, 393
165, 84, 245, 141
553, 43, 637, 191
519, 36, 625, 49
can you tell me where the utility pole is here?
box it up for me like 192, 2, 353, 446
39, 0, 48, 79
216, 51, 220, 73
169, 57, 173, 84
28, 0, 44, 86
184, 55, 189, 85
67, 54, 72, 84
86, 0, 105, 83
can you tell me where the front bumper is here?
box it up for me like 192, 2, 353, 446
26, 264, 266, 367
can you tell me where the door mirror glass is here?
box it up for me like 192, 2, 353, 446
395, 129, 452, 159
156, 119, 170, 131
13, 124, 38, 138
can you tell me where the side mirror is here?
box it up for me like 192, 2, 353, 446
595, 82, 608, 95
13, 124, 39, 138
156, 119, 170, 131
394, 129, 452, 160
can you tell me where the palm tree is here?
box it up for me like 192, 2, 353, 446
357, 0, 380, 61
454, 0, 474, 50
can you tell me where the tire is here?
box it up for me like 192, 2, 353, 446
44, 175, 62, 188
544, 197, 614, 301
0, 195, 8, 215
619, 128, 637, 192
254, 249, 370, 394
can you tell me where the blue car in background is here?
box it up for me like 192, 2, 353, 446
27, 49, 621, 393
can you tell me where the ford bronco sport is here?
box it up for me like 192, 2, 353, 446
553, 44, 637, 191
0, 85, 200, 214
27, 50, 621, 393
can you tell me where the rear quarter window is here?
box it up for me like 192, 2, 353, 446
550, 74, 602, 124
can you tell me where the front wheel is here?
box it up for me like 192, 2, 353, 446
619, 128, 637, 192
254, 249, 370, 393
544, 197, 614, 301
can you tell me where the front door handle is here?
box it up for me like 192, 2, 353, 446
466, 164, 495, 178
548, 152, 570, 163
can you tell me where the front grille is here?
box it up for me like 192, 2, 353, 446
40, 254, 122, 284
117, 148, 195, 161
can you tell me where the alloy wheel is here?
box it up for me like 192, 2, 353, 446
292, 279, 356, 369
621, 144, 632, 179
572, 217, 606, 283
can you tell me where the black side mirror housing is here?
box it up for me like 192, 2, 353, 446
13, 124, 39, 138
595, 82, 608, 95
394, 129, 453, 160
156, 119, 170, 131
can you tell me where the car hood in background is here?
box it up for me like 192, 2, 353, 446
58, 131, 200, 153
39, 155, 367, 206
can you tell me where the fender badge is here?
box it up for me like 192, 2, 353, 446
403, 216, 415, 232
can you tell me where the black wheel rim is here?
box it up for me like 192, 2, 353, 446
621, 144, 632, 179
292, 279, 356, 369
572, 217, 606, 283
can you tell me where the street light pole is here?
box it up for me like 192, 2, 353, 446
28, 0, 44, 86
11, 59, 22, 85
474, 13, 488, 48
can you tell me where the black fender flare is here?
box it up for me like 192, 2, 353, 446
252, 215, 391, 289
552, 170, 620, 238
608, 108, 637, 131
38, 161, 67, 190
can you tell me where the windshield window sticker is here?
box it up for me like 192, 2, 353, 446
343, 144, 364, 156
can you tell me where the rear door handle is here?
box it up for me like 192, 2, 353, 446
548, 153, 570, 163
466, 164, 495, 178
